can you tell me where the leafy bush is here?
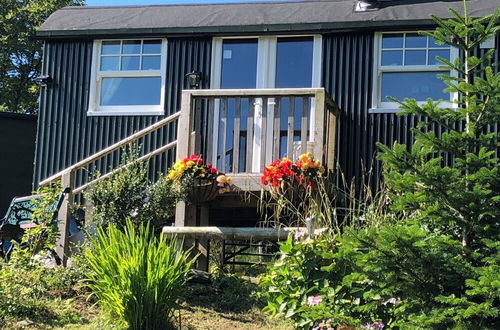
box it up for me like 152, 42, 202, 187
259, 231, 382, 330
83, 218, 196, 329
0, 256, 86, 327
85, 145, 182, 229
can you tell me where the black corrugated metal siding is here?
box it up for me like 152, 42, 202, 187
323, 32, 500, 191
34, 37, 212, 188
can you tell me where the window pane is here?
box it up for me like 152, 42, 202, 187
100, 77, 161, 106
381, 72, 449, 102
221, 39, 258, 89
276, 37, 313, 88
142, 56, 161, 70
121, 56, 140, 70
406, 34, 426, 48
122, 40, 141, 54
405, 50, 426, 65
143, 40, 162, 54
100, 56, 119, 71
382, 34, 403, 48
101, 41, 120, 55
429, 37, 448, 48
429, 49, 450, 65
381, 50, 403, 66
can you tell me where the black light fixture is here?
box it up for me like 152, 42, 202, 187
185, 71, 203, 88
35, 75, 53, 87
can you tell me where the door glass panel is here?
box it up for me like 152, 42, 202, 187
219, 39, 258, 172
275, 37, 313, 88
276, 37, 313, 158
221, 39, 258, 89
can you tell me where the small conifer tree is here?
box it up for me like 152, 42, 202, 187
378, 1, 500, 250
375, 2, 500, 327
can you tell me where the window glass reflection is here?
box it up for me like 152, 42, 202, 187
381, 72, 449, 102
275, 37, 313, 88
100, 77, 161, 106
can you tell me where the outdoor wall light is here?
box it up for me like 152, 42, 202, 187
185, 71, 203, 88
35, 75, 54, 87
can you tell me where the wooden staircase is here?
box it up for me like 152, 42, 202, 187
38, 88, 339, 266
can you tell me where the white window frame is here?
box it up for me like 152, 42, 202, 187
88, 38, 167, 116
371, 31, 458, 113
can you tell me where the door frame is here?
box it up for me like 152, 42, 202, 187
210, 35, 323, 172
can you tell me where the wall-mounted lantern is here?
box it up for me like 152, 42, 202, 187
185, 71, 203, 89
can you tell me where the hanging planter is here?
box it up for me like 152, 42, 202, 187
167, 155, 233, 205
186, 178, 219, 204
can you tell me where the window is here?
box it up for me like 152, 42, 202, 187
88, 39, 167, 116
372, 32, 458, 112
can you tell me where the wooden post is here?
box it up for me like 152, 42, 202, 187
56, 170, 75, 267
313, 90, 326, 161
196, 205, 210, 271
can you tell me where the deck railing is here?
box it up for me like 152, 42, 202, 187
178, 88, 339, 189
38, 87, 338, 265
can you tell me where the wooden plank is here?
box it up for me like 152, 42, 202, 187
188, 88, 322, 97
260, 97, 268, 170
246, 99, 254, 172
163, 226, 300, 241
56, 170, 75, 267
220, 97, 228, 173
73, 140, 177, 194
40, 111, 181, 186
287, 97, 295, 159
163, 226, 328, 241
273, 97, 281, 160
232, 97, 241, 173
301, 97, 309, 155
196, 205, 210, 271
312, 90, 326, 160
327, 107, 338, 170
193, 97, 202, 155
206, 98, 215, 165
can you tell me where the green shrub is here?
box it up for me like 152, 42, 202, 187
83, 218, 196, 330
85, 145, 182, 229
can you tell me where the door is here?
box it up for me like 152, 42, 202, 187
211, 35, 322, 172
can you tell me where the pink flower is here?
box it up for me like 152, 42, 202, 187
307, 296, 323, 306
294, 231, 306, 241
363, 322, 384, 329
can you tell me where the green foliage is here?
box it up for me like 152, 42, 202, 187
259, 232, 372, 329
372, 2, 500, 328
0, 0, 84, 113
15, 183, 62, 260
85, 145, 182, 229
0, 255, 87, 327
83, 218, 196, 330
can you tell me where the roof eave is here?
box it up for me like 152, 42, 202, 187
36, 19, 438, 39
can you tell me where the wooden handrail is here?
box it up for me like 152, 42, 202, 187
40, 111, 181, 186
72, 140, 178, 194
185, 87, 327, 97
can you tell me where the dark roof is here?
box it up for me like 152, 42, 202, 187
38, 0, 499, 38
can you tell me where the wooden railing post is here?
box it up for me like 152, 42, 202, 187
56, 170, 75, 267
313, 90, 326, 162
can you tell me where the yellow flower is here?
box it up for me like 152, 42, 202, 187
186, 160, 195, 167
319, 166, 325, 174
226, 176, 233, 184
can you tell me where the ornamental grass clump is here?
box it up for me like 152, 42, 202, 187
83, 219, 195, 330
